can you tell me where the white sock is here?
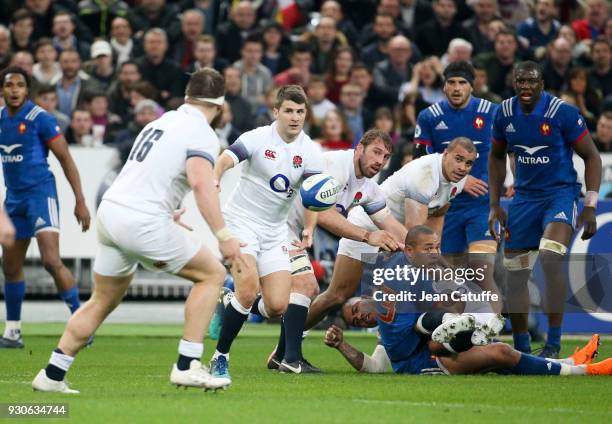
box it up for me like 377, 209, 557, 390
559, 363, 587, 376
289, 292, 311, 308
178, 339, 203, 359
48, 350, 75, 373
212, 350, 229, 361
3, 320, 21, 340
257, 299, 270, 319
230, 296, 250, 316
547, 357, 575, 365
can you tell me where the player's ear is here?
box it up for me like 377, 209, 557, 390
272, 107, 279, 119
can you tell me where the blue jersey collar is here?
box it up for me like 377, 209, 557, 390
517, 91, 549, 116
3, 100, 34, 119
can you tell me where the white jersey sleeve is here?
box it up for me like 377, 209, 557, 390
185, 121, 220, 165
224, 126, 266, 165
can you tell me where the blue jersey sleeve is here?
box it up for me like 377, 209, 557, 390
414, 110, 433, 153
37, 112, 62, 144
491, 106, 507, 146
558, 103, 589, 144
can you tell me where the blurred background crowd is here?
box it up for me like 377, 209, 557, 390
0, 0, 610, 175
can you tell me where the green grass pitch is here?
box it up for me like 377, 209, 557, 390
1, 323, 612, 423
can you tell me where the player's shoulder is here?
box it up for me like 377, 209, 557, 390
25, 104, 51, 122
498, 96, 517, 120
324, 148, 353, 165
472, 97, 496, 116
543, 93, 578, 120
407, 153, 439, 184
422, 102, 445, 119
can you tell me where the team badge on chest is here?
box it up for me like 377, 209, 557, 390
540, 122, 551, 136
18, 122, 27, 134
473, 116, 485, 129
292, 155, 303, 168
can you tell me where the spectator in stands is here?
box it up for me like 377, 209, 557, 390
233, 34, 273, 110
462, 0, 498, 55
53, 11, 91, 60
373, 106, 400, 144
189, 34, 228, 73
65, 108, 94, 146
565, 66, 602, 130
215, 101, 241, 149
254, 85, 279, 127
361, 0, 412, 45
35, 84, 70, 131
593, 111, 612, 152
110, 17, 139, 67
86, 92, 122, 143
398, 0, 434, 34
320, 0, 359, 47
516, 0, 560, 60
497, 0, 531, 27
127, 80, 161, 115
317, 109, 354, 151
54, 48, 102, 117
472, 60, 502, 103
326, 46, 354, 104
172, 9, 205, 71
557, 24, 591, 64
398, 94, 417, 135
373, 35, 413, 103
108, 60, 141, 117
216, 1, 258, 64
415, 0, 470, 57
224, 66, 254, 133
78, 0, 129, 38
442, 38, 473, 66
112, 98, 159, 163
0, 25, 10, 69
84, 40, 115, 90
606, 18, 612, 44
130, 0, 181, 43
399, 56, 445, 105
27, 0, 93, 42
588, 37, 611, 98
350, 62, 397, 112
261, 21, 291, 76
10, 9, 35, 53
475, 29, 518, 98
338, 82, 374, 147
33, 38, 61, 85
273, 42, 313, 88
308, 76, 336, 125
542, 37, 573, 96
135, 28, 184, 106
10, 52, 37, 90
572, 0, 607, 42
361, 13, 397, 67
302, 16, 347, 75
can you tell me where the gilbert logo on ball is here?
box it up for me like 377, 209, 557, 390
300, 174, 342, 211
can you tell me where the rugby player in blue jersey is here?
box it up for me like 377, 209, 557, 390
488, 61, 602, 358
0, 67, 90, 348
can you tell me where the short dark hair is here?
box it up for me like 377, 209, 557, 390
513, 60, 542, 79
242, 33, 263, 47
35, 84, 56, 96
11, 8, 33, 25
494, 29, 517, 43
119, 60, 140, 72
59, 48, 80, 59
359, 128, 394, 154
591, 35, 611, 52
350, 62, 372, 76
446, 136, 476, 154
405, 225, 434, 247
186, 67, 225, 101
290, 42, 312, 57
34, 37, 54, 53
0, 66, 31, 89
275, 85, 308, 109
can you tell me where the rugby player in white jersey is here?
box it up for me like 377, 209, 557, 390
304, 137, 477, 332
32, 68, 243, 393
251, 129, 407, 373
208, 85, 325, 384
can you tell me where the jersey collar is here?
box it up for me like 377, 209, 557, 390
4, 100, 34, 119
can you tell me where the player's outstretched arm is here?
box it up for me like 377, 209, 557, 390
49, 136, 91, 231
292, 209, 318, 251
324, 325, 390, 373
404, 198, 428, 230
213, 152, 236, 189
375, 214, 407, 249
186, 157, 242, 264
487, 141, 507, 241
572, 133, 602, 240
0, 205, 16, 247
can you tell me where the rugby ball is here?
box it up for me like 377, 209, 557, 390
300, 174, 341, 211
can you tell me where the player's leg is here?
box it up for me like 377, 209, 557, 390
1, 238, 30, 348
36, 231, 81, 314
537, 196, 576, 358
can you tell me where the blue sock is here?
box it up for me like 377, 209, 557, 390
513, 332, 531, 353
510, 353, 561, 375
4, 281, 25, 321
547, 326, 562, 348
59, 286, 80, 314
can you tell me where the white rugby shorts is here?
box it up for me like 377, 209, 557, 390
336, 206, 380, 263
94, 201, 201, 277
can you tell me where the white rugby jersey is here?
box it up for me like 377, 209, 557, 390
382, 153, 466, 222
287, 149, 387, 235
103, 104, 220, 215
224, 122, 324, 228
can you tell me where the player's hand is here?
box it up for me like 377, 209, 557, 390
324, 325, 344, 348
0, 211, 16, 247
488, 205, 507, 242
75, 200, 91, 232
368, 230, 403, 251
219, 237, 247, 265
173, 207, 193, 231
291, 228, 313, 252
504, 184, 515, 198
577, 206, 597, 240
464, 175, 488, 197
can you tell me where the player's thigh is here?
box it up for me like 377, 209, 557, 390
5, 192, 34, 240
438, 343, 519, 375
230, 254, 260, 302
91, 272, 134, 310
35, 230, 62, 266
542, 195, 577, 246
260, 270, 292, 316
93, 207, 139, 278
28, 188, 60, 237
327, 254, 364, 299
505, 198, 546, 250
1, 239, 30, 278
175, 244, 226, 284
441, 209, 468, 255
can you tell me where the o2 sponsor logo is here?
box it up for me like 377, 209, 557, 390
269, 174, 295, 198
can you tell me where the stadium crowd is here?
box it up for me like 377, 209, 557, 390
0, 0, 610, 168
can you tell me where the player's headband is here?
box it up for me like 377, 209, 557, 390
184, 95, 225, 106
443, 69, 475, 85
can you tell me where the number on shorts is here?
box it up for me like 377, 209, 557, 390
129, 128, 164, 162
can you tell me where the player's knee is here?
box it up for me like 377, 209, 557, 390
2, 262, 23, 281
292, 275, 320, 299
235, 288, 258, 308
42, 257, 64, 276
488, 342, 515, 363
265, 299, 288, 317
